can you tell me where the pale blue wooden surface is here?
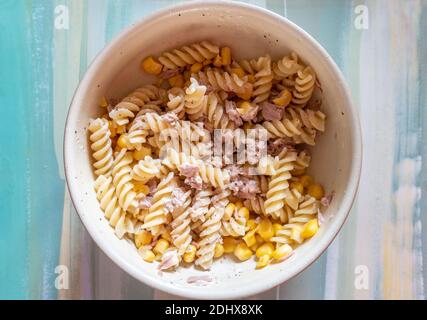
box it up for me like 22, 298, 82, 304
0, 0, 426, 299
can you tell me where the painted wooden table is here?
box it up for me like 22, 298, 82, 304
1, 0, 426, 300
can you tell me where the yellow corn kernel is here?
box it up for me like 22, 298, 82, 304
133, 181, 150, 195
255, 234, 264, 245
190, 62, 203, 74
236, 83, 253, 100
183, 245, 197, 263
301, 219, 319, 239
238, 207, 250, 221
223, 237, 239, 253
214, 243, 224, 258
133, 146, 152, 161
272, 89, 292, 107
290, 181, 304, 195
300, 175, 314, 188
213, 55, 222, 67
141, 56, 163, 75
247, 219, 257, 231
221, 47, 232, 66
134, 230, 152, 249
161, 229, 172, 242
225, 203, 236, 219
308, 184, 324, 200
250, 242, 260, 252
234, 242, 253, 261
237, 101, 253, 115
153, 239, 169, 255
99, 96, 108, 108
272, 244, 293, 261
168, 74, 185, 88
242, 230, 257, 247
256, 254, 271, 269
235, 201, 244, 209
273, 223, 282, 233
141, 249, 155, 263
257, 218, 274, 241
117, 134, 129, 149
256, 242, 275, 258
231, 67, 245, 78
247, 74, 255, 83
108, 121, 117, 138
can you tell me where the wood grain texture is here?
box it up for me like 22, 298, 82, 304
0, 0, 426, 300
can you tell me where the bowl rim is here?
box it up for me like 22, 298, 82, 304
64, 0, 362, 299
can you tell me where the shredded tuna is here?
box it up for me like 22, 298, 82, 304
179, 164, 199, 177
240, 104, 260, 121
164, 188, 189, 213
267, 138, 296, 156
187, 275, 213, 285
184, 175, 203, 190
225, 100, 243, 126
139, 196, 153, 210
261, 101, 285, 121
226, 165, 243, 180
321, 191, 335, 207
229, 177, 260, 200
161, 112, 179, 126
146, 178, 159, 194
159, 68, 182, 79
158, 250, 179, 270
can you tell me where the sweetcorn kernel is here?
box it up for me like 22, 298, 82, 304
231, 67, 245, 78
214, 243, 224, 258
300, 175, 314, 188
247, 219, 258, 231
223, 237, 239, 253
272, 244, 293, 261
133, 181, 150, 195
161, 229, 172, 242
153, 239, 169, 255
290, 181, 304, 194
99, 96, 108, 108
238, 207, 250, 221
256, 254, 271, 269
108, 121, 117, 138
183, 245, 197, 263
255, 234, 264, 245
256, 242, 275, 258
190, 62, 203, 74
117, 134, 129, 149
257, 218, 274, 241
236, 83, 253, 100
301, 219, 319, 239
133, 146, 152, 161
242, 230, 257, 247
141, 249, 155, 263
213, 55, 223, 67
234, 242, 253, 261
307, 184, 324, 200
134, 230, 152, 248
221, 47, 232, 66
168, 74, 185, 88
141, 56, 163, 75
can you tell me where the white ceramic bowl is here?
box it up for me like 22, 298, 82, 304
64, 0, 362, 299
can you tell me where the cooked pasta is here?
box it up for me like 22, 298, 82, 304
89, 42, 327, 271
88, 118, 114, 176
158, 41, 219, 70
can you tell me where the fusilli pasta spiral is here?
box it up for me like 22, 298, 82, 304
88, 118, 114, 176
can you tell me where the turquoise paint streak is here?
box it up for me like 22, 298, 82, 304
0, 0, 64, 299
0, 0, 31, 299
26, 0, 64, 299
